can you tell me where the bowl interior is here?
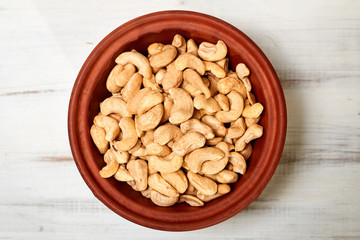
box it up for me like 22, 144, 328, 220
70, 11, 286, 231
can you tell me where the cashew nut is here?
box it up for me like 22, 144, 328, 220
181, 78, 202, 97
240, 143, 253, 161
131, 145, 146, 158
143, 74, 161, 91
228, 152, 246, 174
242, 102, 264, 119
141, 187, 152, 199
114, 164, 134, 181
178, 195, 204, 207
235, 124, 263, 151
247, 91, 256, 105
160, 94, 173, 124
155, 68, 166, 84
154, 124, 183, 145
108, 113, 122, 122
172, 34, 186, 55
200, 109, 215, 117
197, 184, 231, 202
184, 182, 197, 196
225, 162, 234, 171
227, 117, 246, 139
168, 88, 193, 124
206, 137, 223, 146
100, 96, 132, 117
93, 114, 120, 141
198, 40, 227, 61
148, 173, 179, 197
203, 173, 218, 181
161, 170, 188, 194
148, 43, 164, 56
216, 58, 229, 74
139, 130, 172, 157
174, 53, 205, 75
180, 119, 215, 139
121, 73, 142, 103
216, 170, 239, 184
148, 152, 183, 174
186, 147, 224, 173
183, 69, 211, 98
236, 63, 250, 79
140, 130, 154, 147
183, 155, 190, 169
106, 64, 123, 93
241, 77, 252, 92
127, 180, 138, 191
138, 91, 164, 115
126, 87, 152, 115
201, 115, 227, 137
226, 70, 239, 79
207, 74, 220, 97
114, 117, 138, 151
127, 180, 140, 191
214, 94, 229, 111
137, 104, 163, 131
204, 61, 226, 78
216, 77, 246, 99
187, 171, 217, 195
127, 140, 142, 154
115, 50, 152, 79
172, 132, 206, 157
127, 159, 148, 191
90, 124, 108, 154
223, 135, 234, 145
134, 115, 143, 138
192, 109, 204, 120
110, 142, 129, 163
249, 94, 257, 108
200, 142, 229, 175
145, 142, 171, 157
244, 98, 250, 108
193, 95, 221, 113
167, 140, 175, 148
186, 39, 198, 56
131, 146, 146, 158
215, 91, 244, 123
149, 45, 177, 69
148, 161, 157, 175
245, 116, 261, 127
150, 190, 178, 207
99, 149, 119, 178
162, 62, 183, 92
115, 64, 137, 87
202, 77, 210, 87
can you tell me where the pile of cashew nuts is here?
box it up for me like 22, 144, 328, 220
90, 34, 264, 207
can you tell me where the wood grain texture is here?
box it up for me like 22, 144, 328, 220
0, 0, 359, 239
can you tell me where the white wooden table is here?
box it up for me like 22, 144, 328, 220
1, 0, 359, 239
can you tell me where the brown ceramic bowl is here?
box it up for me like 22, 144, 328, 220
68, 10, 287, 231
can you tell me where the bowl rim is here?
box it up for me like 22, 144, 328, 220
68, 10, 287, 231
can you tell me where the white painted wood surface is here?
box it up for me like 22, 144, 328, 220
1, 0, 359, 239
